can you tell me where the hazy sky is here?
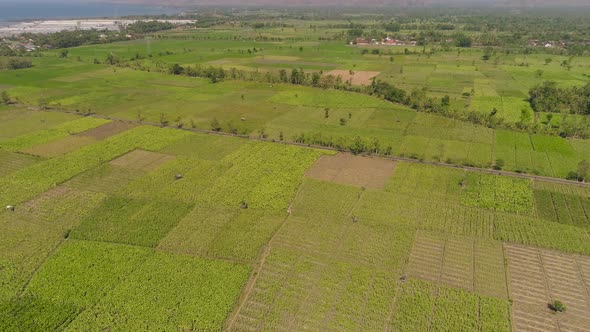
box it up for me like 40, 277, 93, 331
5, 0, 590, 6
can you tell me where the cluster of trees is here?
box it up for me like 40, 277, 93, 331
567, 160, 590, 182
21, 30, 128, 49
0, 58, 33, 70
126, 21, 175, 34
16, 21, 177, 50
529, 81, 590, 115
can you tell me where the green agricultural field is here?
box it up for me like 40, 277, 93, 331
2, 7, 590, 332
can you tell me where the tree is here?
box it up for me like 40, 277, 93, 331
339, 118, 347, 126
159, 113, 169, 126
441, 95, 451, 108
493, 159, 505, 170
169, 63, 184, 75
1, 91, 10, 104
279, 69, 288, 83
578, 160, 590, 181
370, 138, 380, 154
455, 34, 473, 48
59, 49, 69, 58
210, 118, 221, 132
550, 300, 566, 313
350, 136, 366, 155
105, 53, 119, 65
324, 108, 330, 119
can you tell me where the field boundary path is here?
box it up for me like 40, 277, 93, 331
17, 104, 590, 188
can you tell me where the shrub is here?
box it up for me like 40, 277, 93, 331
550, 300, 566, 313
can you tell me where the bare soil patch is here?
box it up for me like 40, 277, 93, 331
24, 136, 97, 158
326, 70, 380, 86
77, 121, 136, 140
109, 149, 174, 171
305, 153, 395, 189
505, 244, 590, 332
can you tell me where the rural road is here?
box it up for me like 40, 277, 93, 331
18, 104, 590, 189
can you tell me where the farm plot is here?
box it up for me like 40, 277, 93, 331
158, 143, 326, 262
23, 135, 97, 158
406, 231, 508, 299
326, 69, 380, 86
230, 248, 399, 332
0, 152, 40, 177
305, 153, 396, 189
159, 207, 285, 262
390, 279, 511, 332
0, 187, 105, 303
0, 126, 191, 207
506, 244, 590, 332
158, 133, 247, 161
77, 121, 136, 139
117, 157, 228, 203
71, 196, 194, 247
385, 162, 465, 203
0, 117, 110, 152
66, 251, 250, 332
197, 142, 328, 210
109, 149, 175, 171
63, 164, 145, 194
1, 240, 151, 331
533, 181, 590, 228
461, 172, 534, 215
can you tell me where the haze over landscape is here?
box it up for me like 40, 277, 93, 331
1, 1, 590, 331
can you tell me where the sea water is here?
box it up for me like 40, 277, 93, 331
0, 1, 178, 26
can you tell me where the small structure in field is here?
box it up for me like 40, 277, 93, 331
175, 174, 184, 180
6, 205, 15, 212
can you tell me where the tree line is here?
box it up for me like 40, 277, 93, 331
529, 81, 590, 115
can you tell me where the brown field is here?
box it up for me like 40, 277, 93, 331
77, 121, 136, 140
406, 231, 508, 298
305, 153, 395, 189
109, 149, 174, 171
326, 70, 380, 86
506, 244, 590, 332
23, 136, 97, 157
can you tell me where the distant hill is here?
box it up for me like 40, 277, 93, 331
103, 0, 590, 7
